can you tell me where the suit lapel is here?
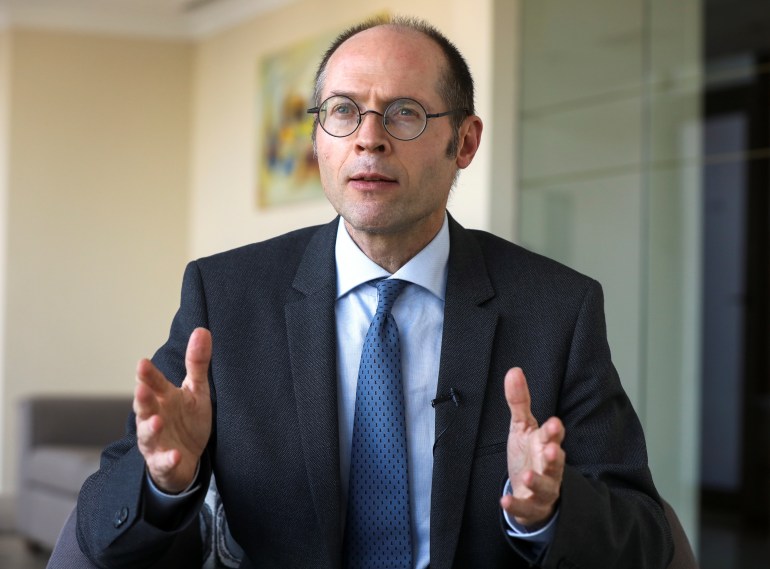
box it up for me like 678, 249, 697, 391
285, 220, 342, 569
430, 217, 498, 569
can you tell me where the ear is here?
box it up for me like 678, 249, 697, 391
455, 115, 483, 169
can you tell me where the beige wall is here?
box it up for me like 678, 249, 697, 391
1, 29, 193, 493
0, 28, 10, 500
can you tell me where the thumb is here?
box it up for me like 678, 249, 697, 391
185, 327, 212, 392
505, 367, 537, 429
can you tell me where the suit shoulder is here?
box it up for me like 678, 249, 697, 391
193, 223, 330, 276
176, 221, 336, 310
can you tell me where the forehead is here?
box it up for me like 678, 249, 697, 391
323, 27, 445, 103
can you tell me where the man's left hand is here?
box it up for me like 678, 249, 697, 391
500, 367, 565, 529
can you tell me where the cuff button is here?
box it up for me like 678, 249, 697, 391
113, 506, 129, 528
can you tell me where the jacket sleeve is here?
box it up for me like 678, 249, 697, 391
76, 261, 213, 569
520, 281, 674, 569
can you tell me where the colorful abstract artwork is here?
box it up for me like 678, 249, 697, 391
257, 31, 336, 208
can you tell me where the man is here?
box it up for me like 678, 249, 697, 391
77, 15, 673, 569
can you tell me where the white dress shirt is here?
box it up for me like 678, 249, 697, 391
334, 216, 448, 569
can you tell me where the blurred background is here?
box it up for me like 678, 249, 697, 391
0, 0, 766, 567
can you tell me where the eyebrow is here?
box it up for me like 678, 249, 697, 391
327, 91, 427, 108
328, 90, 359, 99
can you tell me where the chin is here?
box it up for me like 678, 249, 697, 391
347, 219, 393, 235
342, 211, 397, 234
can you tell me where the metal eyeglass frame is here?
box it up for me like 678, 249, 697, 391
306, 95, 468, 141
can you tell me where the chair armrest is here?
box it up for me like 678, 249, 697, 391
18, 396, 132, 450
662, 499, 699, 569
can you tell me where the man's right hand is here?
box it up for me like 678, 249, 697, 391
134, 327, 213, 494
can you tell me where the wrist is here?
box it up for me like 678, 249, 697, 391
148, 461, 201, 495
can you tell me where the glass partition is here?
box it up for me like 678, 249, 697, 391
517, 0, 702, 543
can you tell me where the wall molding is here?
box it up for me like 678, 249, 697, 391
0, 0, 295, 39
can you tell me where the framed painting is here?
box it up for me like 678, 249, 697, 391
257, 31, 337, 208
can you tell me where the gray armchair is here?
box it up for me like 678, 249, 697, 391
16, 396, 132, 549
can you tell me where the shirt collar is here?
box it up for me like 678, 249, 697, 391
334, 214, 449, 301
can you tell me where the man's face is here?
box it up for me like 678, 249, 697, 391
316, 27, 466, 245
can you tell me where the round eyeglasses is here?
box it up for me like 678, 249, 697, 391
307, 95, 468, 141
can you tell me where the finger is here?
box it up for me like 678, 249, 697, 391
136, 414, 163, 449
500, 493, 520, 517
184, 328, 212, 392
500, 492, 527, 518
541, 442, 566, 478
134, 371, 164, 420
538, 416, 566, 446
521, 469, 561, 506
501, 480, 559, 528
136, 358, 171, 394
134, 358, 177, 420
505, 367, 537, 428
500, 493, 545, 525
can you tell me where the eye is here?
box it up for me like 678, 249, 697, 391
388, 100, 425, 121
330, 102, 355, 118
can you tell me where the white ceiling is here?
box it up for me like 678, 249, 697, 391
0, 0, 296, 39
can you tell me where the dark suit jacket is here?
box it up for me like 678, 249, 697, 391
77, 216, 673, 569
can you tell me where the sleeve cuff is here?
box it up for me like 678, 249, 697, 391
144, 461, 202, 525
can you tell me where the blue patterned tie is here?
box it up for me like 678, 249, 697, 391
344, 278, 412, 569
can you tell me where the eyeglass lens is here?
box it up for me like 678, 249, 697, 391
318, 96, 428, 140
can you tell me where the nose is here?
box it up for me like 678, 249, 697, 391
354, 110, 391, 154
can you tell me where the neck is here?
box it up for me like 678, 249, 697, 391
344, 216, 444, 274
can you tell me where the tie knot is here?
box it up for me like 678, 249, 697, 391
374, 278, 407, 315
